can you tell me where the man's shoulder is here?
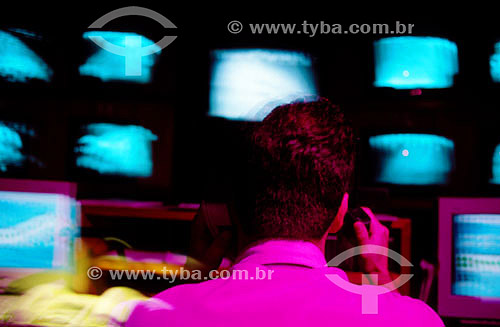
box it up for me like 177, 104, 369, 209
154, 279, 221, 302
125, 282, 215, 327
378, 292, 444, 326
125, 274, 444, 327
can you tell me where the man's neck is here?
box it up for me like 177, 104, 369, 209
237, 235, 327, 259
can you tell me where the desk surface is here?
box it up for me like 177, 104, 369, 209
80, 200, 199, 226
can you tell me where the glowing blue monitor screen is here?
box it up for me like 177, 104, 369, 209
0, 121, 33, 172
490, 42, 500, 83
0, 191, 78, 269
490, 144, 500, 184
373, 37, 458, 89
369, 134, 455, 185
79, 31, 161, 83
0, 30, 53, 82
75, 123, 158, 178
209, 49, 318, 121
453, 214, 500, 298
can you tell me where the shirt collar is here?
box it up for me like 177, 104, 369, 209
233, 239, 328, 269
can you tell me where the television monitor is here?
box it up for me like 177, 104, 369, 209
79, 31, 161, 84
438, 198, 500, 320
0, 178, 78, 270
0, 29, 52, 83
209, 49, 318, 121
74, 122, 158, 178
490, 42, 500, 83
490, 143, 500, 184
373, 36, 458, 89
0, 120, 38, 174
368, 133, 455, 185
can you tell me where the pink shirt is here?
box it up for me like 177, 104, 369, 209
126, 240, 444, 327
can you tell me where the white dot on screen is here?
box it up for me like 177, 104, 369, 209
402, 149, 409, 156
403, 70, 410, 77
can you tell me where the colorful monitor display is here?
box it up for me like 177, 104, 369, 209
490, 42, 500, 83
373, 36, 458, 89
439, 198, 500, 320
79, 31, 161, 84
0, 121, 34, 173
0, 30, 52, 83
490, 144, 500, 184
209, 49, 318, 121
453, 214, 500, 298
369, 133, 455, 185
0, 179, 78, 270
75, 123, 158, 178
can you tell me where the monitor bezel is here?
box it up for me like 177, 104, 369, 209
0, 178, 77, 271
0, 177, 76, 197
438, 197, 500, 320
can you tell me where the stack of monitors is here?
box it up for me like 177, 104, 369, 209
0, 28, 164, 85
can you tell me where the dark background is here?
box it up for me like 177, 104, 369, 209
1, 4, 499, 312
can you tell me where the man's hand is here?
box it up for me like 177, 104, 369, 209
184, 210, 233, 281
353, 207, 394, 288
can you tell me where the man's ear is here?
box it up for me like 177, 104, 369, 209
328, 193, 349, 234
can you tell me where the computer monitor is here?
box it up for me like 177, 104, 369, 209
438, 198, 500, 320
490, 41, 500, 83
209, 49, 318, 121
490, 143, 500, 184
0, 121, 26, 173
0, 178, 78, 271
0, 119, 38, 175
373, 36, 458, 89
79, 31, 161, 84
74, 122, 158, 178
368, 133, 455, 185
0, 29, 53, 83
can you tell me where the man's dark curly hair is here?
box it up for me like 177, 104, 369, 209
236, 98, 355, 241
